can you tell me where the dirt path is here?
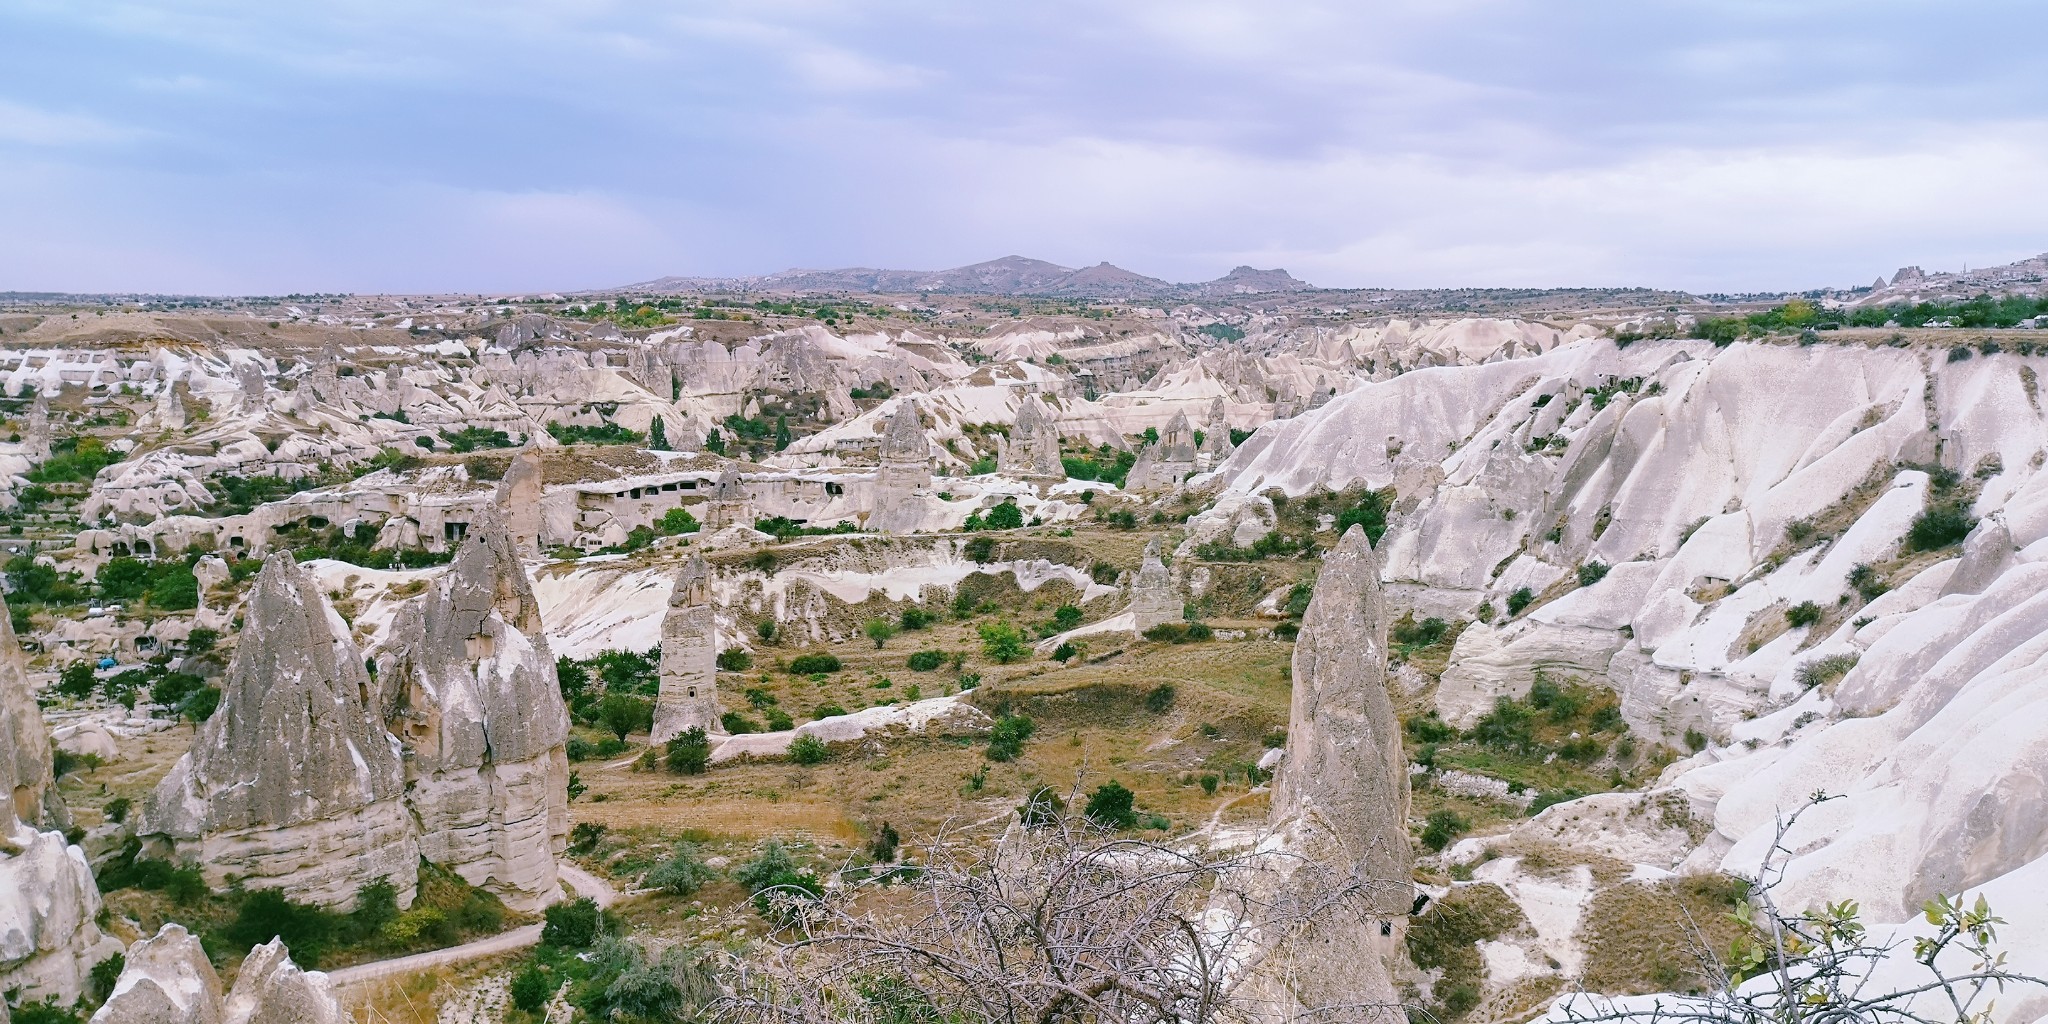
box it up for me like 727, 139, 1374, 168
328, 864, 618, 989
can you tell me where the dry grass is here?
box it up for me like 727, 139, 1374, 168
1578, 874, 1749, 996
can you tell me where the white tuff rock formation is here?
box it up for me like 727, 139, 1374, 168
141, 553, 419, 909
88, 924, 222, 1024
998, 395, 1064, 478
1128, 538, 1181, 634
651, 554, 722, 745
0, 592, 122, 1005
221, 938, 343, 1024
869, 401, 932, 533
378, 521, 571, 912
1238, 525, 1411, 1020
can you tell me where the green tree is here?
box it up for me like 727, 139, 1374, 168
600, 693, 653, 742
979, 621, 1029, 664
509, 962, 553, 1012
646, 843, 716, 896
1084, 780, 1137, 829
95, 557, 151, 600
774, 414, 792, 451
665, 727, 711, 775
864, 618, 898, 648
704, 429, 726, 456
541, 897, 604, 949
788, 735, 829, 765
648, 416, 670, 451
981, 501, 1024, 530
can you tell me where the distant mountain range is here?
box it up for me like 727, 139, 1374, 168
619, 256, 1315, 299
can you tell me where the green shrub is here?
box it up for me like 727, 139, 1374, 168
1506, 587, 1535, 616
1575, 561, 1610, 587
788, 653, 841, 674
986, 715, 1035, 761
1421, 809, 1468, 852
510, 961, 554, 1013
541, 897, 604, 949
1906, 500, 1975, 551
1786, 601, 1824, 627
1199, 774, 1220, 796
645, 844, 717, 897
788, 735, 830, 765
978, 621, 1030, 663
1083, 780, 1137, 829
1143, 684, 1177, 713
665, 728, 711, 775
906, 650, 946, 671
899, 606, 934, 630
721, 711, 761, 734
1051, 642, 1077, 662
1017, 786, 1065, 827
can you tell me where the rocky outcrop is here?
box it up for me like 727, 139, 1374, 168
651, 555, 722, 745
1128, 538, 1181, 634
23, 394, 50, 464
998, 395, 1064, 478
141, 553, 418, 909
0, 591, 121, 1005
221, 938, 342, 1024
869, 401, 932, 533
89, 924, 222, 1024
378, 521, 570, 913
495, 449, 546, 557
0, 596, 55, 827
1239, 524, 1410, 1020
1124, 410, 1198, 491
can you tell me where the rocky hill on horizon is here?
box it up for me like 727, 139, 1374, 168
620, 254, 1316, 299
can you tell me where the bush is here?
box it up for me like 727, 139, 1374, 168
1083, 780, 1137, 829
1141, 621, 1213, 644
1405, 713, 1455, 743
1199, 774, 1220, 796
1506, 587, 1535, 616
788, 653, 841, 675
1575, 561, 1609, 587
541, 897, 604, 949
986, 715, 1035, 761
1017, 785, 1066, 827
599, 693, 653, 741
665, 728, 711, 775
1143, 684, 1176, 713
899, 606, 934, 630
1797, 653, 1859, 690
906, 650, 946, 671
646, 844, 717, 897
1391, 616, 1449, 649
1421, 809, 1468, 852
1785, 601, 1824, 628
1051, 642, 1077, 662
1906, 500, 1975, 552
721, 711, 761, 734
510, 961, 554, 1013
868, 822, 901, 863
978, 621, 1030, 664
712, 647, 752, 672
1848, 562, 1888, 602
788, 735, 830, 765
225, 889, 341, 969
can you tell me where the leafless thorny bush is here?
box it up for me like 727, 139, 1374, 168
1554, 793, 2048, 1024
713, 806, 1411, 1024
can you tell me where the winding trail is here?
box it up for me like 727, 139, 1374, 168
328, 864, 618, 989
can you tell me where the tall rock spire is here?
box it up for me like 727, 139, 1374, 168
1239, 524, 1411, 1019
651, 554, 722, 744
141, 553, 418, 909
379, 518, 569, 911
870, 400, 931, 533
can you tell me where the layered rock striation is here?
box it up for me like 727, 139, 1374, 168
650, 554, 722, 745
141, 553, 418, 909
378, 520, 571, 912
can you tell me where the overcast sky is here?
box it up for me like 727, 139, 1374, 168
2, 1, 2045, 295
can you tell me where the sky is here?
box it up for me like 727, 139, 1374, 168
2, 1, 2046, 295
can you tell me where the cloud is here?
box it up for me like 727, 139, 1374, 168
0, 98, 139, 146
0, 0, 2043, 292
